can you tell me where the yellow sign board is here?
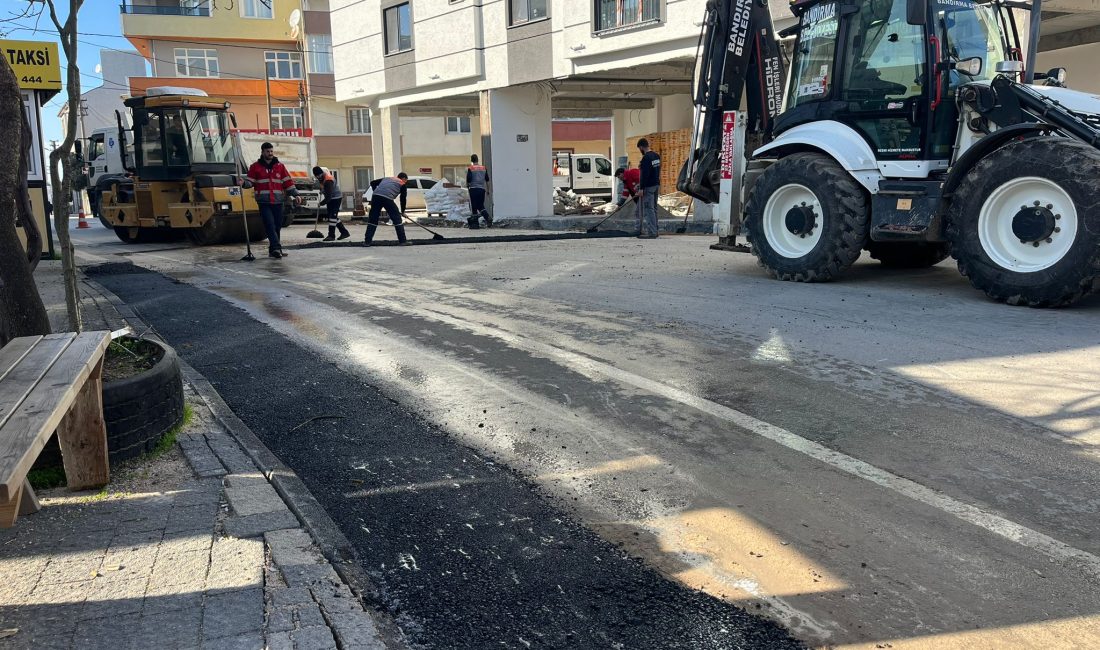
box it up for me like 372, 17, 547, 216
2, 40, 61, 91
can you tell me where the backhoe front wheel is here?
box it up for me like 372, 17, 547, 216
744, 153, 870, 282
946, 138, 1100, 307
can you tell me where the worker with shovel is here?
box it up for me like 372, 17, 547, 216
466, 154, 492, 229
614, 166, 642, 234
245, 142, 301, 258
364, 173, 410, 246
313, 166, 351, 241
637, 138, 661, 239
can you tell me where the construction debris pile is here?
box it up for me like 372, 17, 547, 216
554, 188, 594, 215
424, 183, 473, 221
659, 192, 694, 217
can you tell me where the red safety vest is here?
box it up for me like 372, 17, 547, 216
246, 158, 295, 205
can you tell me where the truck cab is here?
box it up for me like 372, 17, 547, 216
84, 127, 133, 223
553, 152, 614, 199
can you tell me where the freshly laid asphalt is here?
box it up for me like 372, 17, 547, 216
89, 262, 803, 650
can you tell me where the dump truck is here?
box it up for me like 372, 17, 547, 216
680, 0, 1100, 306
99, 87, 318, 244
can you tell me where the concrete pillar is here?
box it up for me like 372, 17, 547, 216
470, 112, 482, 161
369, 108, 385, 177
479, 86, 553, 218
371, 106, 402, 177
610, 109, 629, 171
657, 95, 694, 132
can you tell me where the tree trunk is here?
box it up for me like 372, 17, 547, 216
0, 58, 51, 347
48, 0, 83, 334
18, 96, 42, 270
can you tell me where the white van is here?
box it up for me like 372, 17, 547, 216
552, 153, 614, 200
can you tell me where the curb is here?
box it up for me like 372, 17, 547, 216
82, 273, 410, 649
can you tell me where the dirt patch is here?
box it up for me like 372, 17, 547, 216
104, 337, 164, 382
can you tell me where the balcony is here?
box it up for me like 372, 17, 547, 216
120, 1, 211, 17
122, 0, 295, 45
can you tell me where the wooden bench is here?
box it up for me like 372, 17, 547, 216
0, 332, 112, 527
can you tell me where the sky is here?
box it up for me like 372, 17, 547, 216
2, 0, 135, 147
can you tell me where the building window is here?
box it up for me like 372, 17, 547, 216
270, 107, 304, 130
509, 0, 548, 25
307, 34, 333, 74
446, 116, 471, 134
354, 167, 375, 193
347, 108, 371, 134
241, 0, 273, 19
174, 48, 219, 78
595, 0, 660, 32
384, 3, 414, 55
265, 51, 303, 79
441, 165, 466, 186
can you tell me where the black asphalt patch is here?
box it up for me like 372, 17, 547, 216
89, 263, 803, 650
286, 230, 636, 248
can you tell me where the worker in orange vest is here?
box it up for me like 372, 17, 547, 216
466, 154, 492, 229
313, 166, 350, 241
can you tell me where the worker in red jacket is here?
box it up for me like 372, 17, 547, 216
614, 166, 642, 234
245, 142, 300, 258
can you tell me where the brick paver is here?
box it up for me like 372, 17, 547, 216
0, 268, 394, 649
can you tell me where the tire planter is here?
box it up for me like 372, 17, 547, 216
31, 338, 185, 472
102, 338, 185, 464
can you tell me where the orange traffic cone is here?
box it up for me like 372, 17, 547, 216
77, 206, 90, 229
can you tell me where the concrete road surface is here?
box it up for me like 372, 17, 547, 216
73, 221, 1100, 649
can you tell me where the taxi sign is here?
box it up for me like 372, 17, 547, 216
2, 40, 62, 91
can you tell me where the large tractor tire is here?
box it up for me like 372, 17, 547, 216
946, 137, 1100, 307
866, 242, 950, 268
744, 153, 870, 281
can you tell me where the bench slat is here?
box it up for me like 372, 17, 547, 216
0, 332, 108, 502
0, 336, 41, 384
0, 334, 75, 434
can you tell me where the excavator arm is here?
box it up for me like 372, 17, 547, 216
678, 0, 787, 203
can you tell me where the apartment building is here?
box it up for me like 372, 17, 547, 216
120, 0, 380, 199
329, 0, 1100, 218
327, 0, 784, 218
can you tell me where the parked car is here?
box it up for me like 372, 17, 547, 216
362, 176, 441, 211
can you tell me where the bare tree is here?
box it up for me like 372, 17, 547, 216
43, 0, 85, 332
0, 57, 51, 346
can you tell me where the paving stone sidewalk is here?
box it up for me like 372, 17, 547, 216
0, 263, 391, 649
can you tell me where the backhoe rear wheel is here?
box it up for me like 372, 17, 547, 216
866, 242, 950, 268
946, 137, 1100, 307
744, 153, 870, 281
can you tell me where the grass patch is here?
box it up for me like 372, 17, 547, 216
150, 402, 193, 459
27, 466, 67, 491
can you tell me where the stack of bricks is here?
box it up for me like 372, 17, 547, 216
626, 128, 692, 191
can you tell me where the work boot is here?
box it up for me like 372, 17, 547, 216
483, 212, 493, 228
337, 223, 351, 240
323, 226, 336, 242
467, 216, 480, 230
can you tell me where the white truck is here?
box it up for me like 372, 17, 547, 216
552, 152, 614, 200
84, 127, 132, 227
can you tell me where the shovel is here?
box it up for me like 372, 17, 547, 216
306, 202, 324, 239
399, 213, 445, 240
587, 197, 633, 233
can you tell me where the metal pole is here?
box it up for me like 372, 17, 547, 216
1024, 0, 1042, 84
265, 69, 273, 131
